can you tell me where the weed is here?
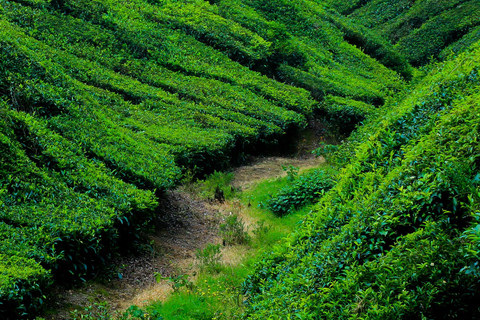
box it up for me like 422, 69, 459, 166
70, 302, 161, 320
219, 214, 250, 245
196, 243, 223, 273
154, 273, 195, 293
70, 302, 112, 320
252, 219, 271, 239
281, 165, 299, 181
185, 171, 236, 201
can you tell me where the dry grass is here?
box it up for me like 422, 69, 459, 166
232, 156, 325, 191
122, 282, 173, 308
221, 245, 250, 267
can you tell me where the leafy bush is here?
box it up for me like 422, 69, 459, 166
267, 168, 337, 216
0, 255, 52, 319
154, 274, 195, 294
252, 219, 271, 240
395, 1, 480, 66
188, 171, 237, 200
320, 95, 377, 136
338, 0, 480, 66
1, 0, 479, 317
243, 43, 480, 319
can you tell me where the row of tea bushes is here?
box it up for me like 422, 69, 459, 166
243, 43, 480, 319
329, 0, 480, 66
0, 0, 458, 317
0, 0, 314, 314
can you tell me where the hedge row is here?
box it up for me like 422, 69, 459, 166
1, 0, 471, 317
334, 0, 480, 65
0, 0, 315, 315
0, 254, 51, 317
2, 0, 409, 138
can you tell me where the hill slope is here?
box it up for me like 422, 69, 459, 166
0, 0, 408, 317
243, 43, 480, 319
323, 0, 480, 66
0, 0, 479, 318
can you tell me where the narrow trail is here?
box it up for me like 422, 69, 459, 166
45, 151, 324, 319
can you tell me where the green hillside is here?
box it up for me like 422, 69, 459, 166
244, 42, 480, 320
0, 0, 479, 318
324, 0, 480, 66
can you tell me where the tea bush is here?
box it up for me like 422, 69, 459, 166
267, 168, 337, 216
1, 0, 479, 317
332, 0, 480, 66
243, 44, 480, 319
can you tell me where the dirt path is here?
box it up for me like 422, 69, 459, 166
44, 152, 324, 319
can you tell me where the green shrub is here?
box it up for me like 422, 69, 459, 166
0, 255, 52, 319
267, 168, 337, 216
320, 95, 377, 136
439, 25, 480, 60
154, 274, 195, 294
252, 219, 271, 240
195, 244, 223, 273
1, 0, 479, 318
219, 214, 250, 245
340, 0, 480, 66
396, 1, 480, 66
243, 42, 480, 319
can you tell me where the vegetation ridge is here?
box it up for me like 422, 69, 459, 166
0, 0, 479, 318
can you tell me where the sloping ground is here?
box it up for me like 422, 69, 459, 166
243, 43, 480, 319
41, 154, 323, 319
44, 189, 221, 319
323, 0, 480, 66
0, 0, 407, 317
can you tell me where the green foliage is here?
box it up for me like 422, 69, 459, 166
395, 1, 480, 66
251, 219, 271, 240
195, 244, 223, 273
70, 302, 161, 320
321, 95, 377, 135
1, 0, 479, 317
339, 0, 480, 66
282, 165, 299, 182
267, 168, 337, 216
243, 44, 480, 318
143, 175, 307, 320
219, 214, 250, 245
439, 25, 480, 60
0, 255, 52, 318
155, 274, 195, 294
187, 171, 236, 201
147, 292, 220, 320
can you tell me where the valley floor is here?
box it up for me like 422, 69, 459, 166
43, 153, 324, 319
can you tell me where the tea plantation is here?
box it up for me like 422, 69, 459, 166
0, 0, 479, 318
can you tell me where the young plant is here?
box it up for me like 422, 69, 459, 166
219, 214, 250, 245
195, 243, 223, 273
154, 273, 195, 293
281, 165, 299, 182
252, 219, 271, 240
